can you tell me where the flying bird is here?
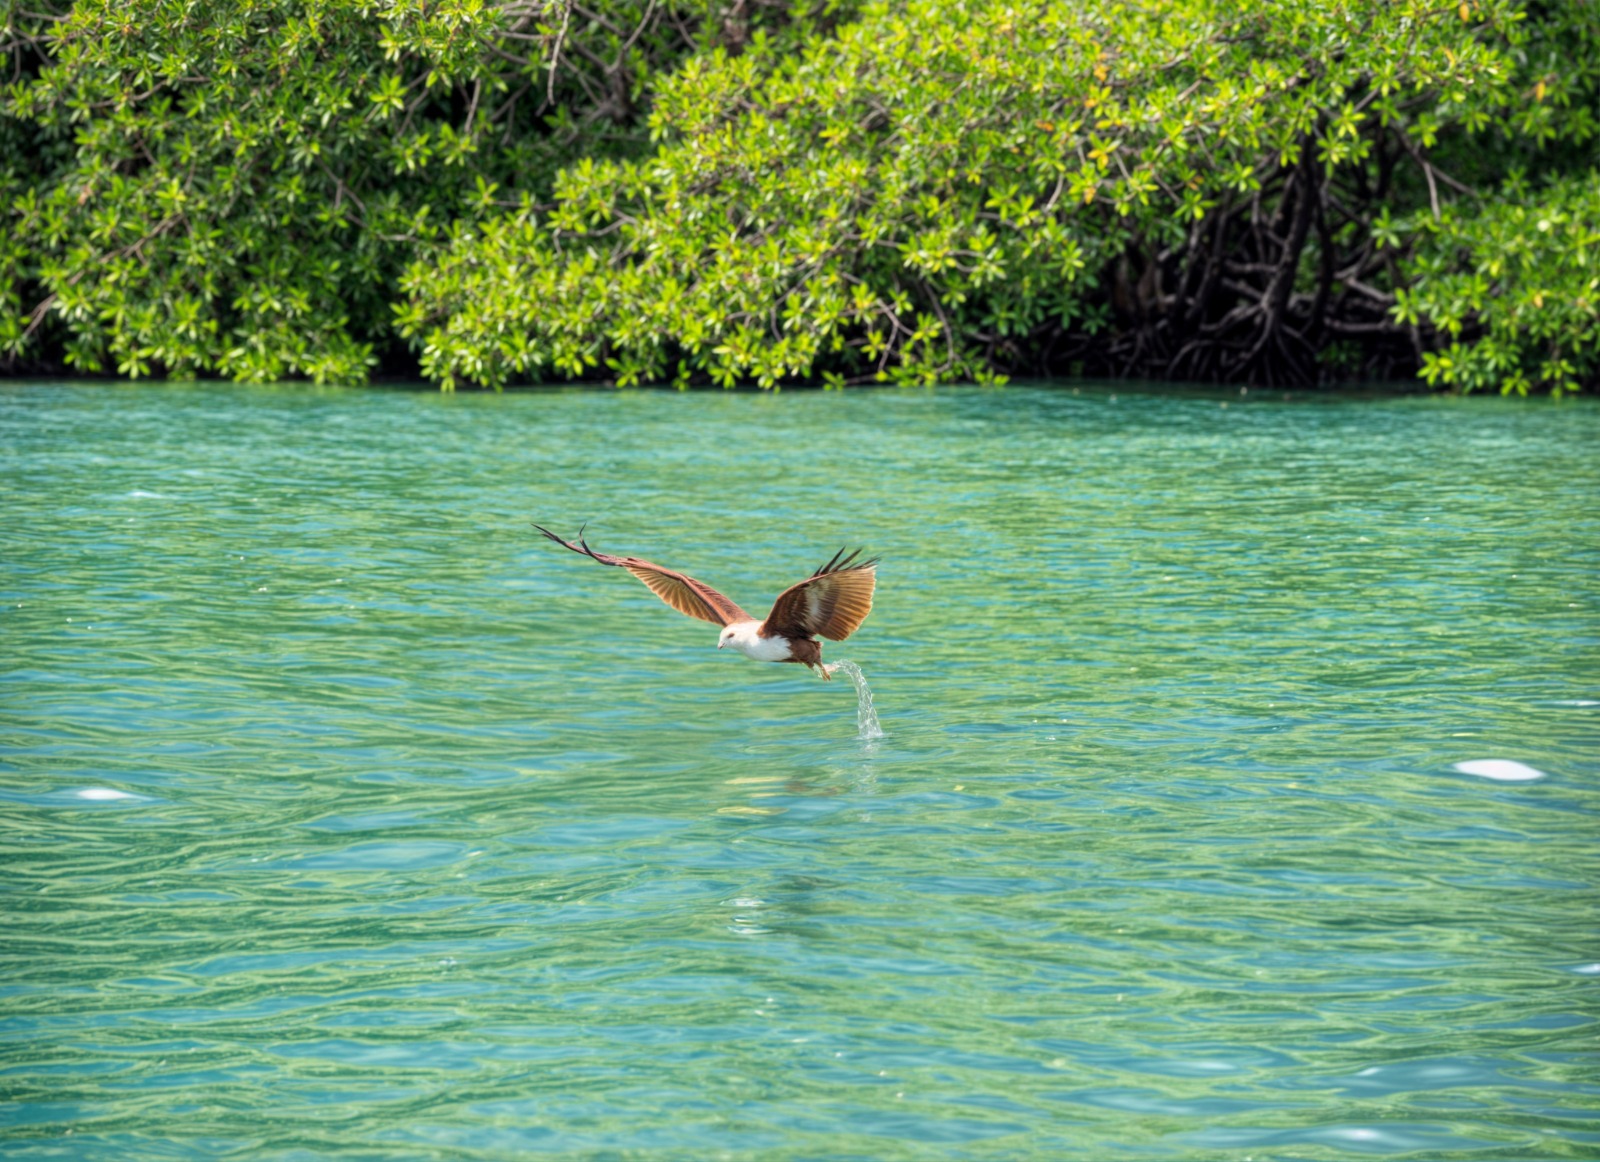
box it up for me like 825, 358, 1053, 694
533, 525, 877, 680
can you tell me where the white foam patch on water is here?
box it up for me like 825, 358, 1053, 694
1453, 759, 1546, 782
1553, 699, 1598, 707
826, 660, 885, 740
75, 787, 139, 800
126, 490, 166, 499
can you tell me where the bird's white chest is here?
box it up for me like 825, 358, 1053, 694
725, 623, 793, 662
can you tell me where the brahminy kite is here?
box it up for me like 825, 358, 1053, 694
533, 525, 877, 679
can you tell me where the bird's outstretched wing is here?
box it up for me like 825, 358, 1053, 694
763, 548, 878, 642
533, 524, 751, 627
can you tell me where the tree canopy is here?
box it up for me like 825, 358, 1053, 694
3, 0, 1595, 393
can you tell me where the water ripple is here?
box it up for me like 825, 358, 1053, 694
1, 382, 1596, 1159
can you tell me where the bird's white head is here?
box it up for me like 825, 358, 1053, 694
718, 620, 780, 660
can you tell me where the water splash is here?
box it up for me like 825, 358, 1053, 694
826, 660, 885, 740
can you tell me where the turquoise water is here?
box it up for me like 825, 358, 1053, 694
2, 382, 1597, 1159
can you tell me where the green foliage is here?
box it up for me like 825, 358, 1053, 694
400, 0, 1593, 391
1400, 175, 1600, 396
2, 0, 1596, 391
1, 0, 844, 381
7, 0, 513, 381
1391, 1, 1600, 396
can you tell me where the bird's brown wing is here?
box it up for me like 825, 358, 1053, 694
763, 548, 878, 642
534, 524, 750, 627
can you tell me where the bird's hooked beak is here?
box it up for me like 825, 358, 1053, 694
717, 639, 725, 649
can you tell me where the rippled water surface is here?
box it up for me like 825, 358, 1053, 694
2, 382, 1597, 1159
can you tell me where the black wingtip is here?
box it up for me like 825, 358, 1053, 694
533, 521, 603, 561
815, 546, 876, 576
